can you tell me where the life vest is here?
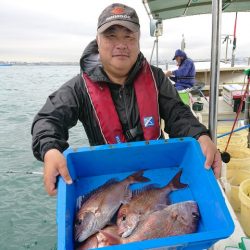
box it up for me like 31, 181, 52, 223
83, 60, 161, 144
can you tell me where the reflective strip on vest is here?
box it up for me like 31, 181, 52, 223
83, 60, 161, 144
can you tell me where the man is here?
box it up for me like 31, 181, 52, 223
31, 3, 221, 196
166, 49, 195, 90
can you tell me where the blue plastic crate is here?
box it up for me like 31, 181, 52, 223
57, 138, 234, 250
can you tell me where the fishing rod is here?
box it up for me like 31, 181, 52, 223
0, 170, 43, 175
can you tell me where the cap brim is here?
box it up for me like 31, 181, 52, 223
172, 56, 176, 60
98, 20, 139, 33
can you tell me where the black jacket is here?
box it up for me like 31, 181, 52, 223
31, 40, 208, 161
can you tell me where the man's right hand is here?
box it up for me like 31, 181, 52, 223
43, 149, 72, 196
165, 70, 172, 77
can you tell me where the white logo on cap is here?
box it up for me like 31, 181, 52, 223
106, 15, 131, 21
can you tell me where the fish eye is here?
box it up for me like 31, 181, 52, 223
192, 212, 200, 220
75, 219, 82, 226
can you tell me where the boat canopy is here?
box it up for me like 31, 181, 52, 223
143, 0, 250, 143
144, 0, 250, 20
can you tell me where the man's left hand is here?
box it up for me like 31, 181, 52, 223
198, 135, 222, 178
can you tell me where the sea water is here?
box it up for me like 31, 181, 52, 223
0, 65, 88, 249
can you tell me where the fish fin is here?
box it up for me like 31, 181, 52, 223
121, 224, 137, 238
127, 170, 150, 183
76, 195, 85, 210
122, 188, 132, 204
81, 211, 96, 228
176, 214, 189, 226
154, 203, 168, 211
165, 169, 188, 191
132, 184, 159, 197
79, 178, 118, 205
101, 178, 119, 187
75, 235, 98, 250
98, 230, 121, 245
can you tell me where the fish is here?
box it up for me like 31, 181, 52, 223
116, 169, 188, 238
101, 201, 200, 245
123, 201, 200, 243
74, 170, 150, 243
76, 225, 119, 250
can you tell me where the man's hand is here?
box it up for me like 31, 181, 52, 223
198, 135, 222, 178
44, 149, 72, 196
165, 70, 172, 77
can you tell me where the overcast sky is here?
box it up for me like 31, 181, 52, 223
0, 0, 250, 62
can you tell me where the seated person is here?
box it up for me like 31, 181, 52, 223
166, 49, 195, 91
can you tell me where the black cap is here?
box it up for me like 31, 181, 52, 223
97, 3, 140, 33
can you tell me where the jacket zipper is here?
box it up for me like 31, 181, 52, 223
119, 86, 132, 129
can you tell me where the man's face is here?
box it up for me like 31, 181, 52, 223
175, 56, 182, 66
97, 25, 140, 78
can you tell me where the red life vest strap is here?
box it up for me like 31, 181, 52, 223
83, 75, 126, 144
134, 61, 160, 140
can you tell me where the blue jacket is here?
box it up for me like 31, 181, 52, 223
171, 54, 195, 90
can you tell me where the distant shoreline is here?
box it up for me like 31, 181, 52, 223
0, 62, 79, 66
0, 57, 249, 67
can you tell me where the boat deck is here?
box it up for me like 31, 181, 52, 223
194, 96, 244, 126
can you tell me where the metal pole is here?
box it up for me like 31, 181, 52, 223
156, 36, 159, 67
209, 0, 222, 144
231, 51, 235, 67
225, 37, 228, 62
181, 34, 186, 51
150, 40, 156, 64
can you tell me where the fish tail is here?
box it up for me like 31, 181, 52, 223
165, 169, 188, 191
127, 170, 150, 183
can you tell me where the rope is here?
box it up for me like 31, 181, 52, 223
217, 124, 250, 138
